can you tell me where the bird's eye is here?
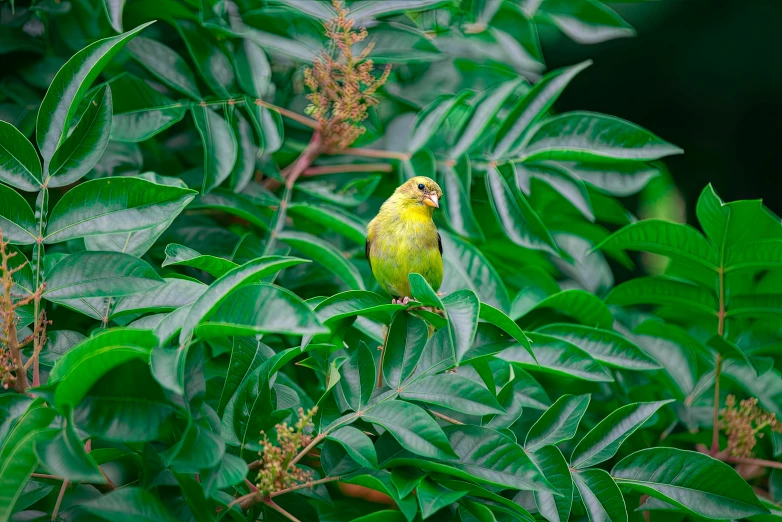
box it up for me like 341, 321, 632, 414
417, 183, 425, 191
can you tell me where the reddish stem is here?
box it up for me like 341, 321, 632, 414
303, 163, 392, 176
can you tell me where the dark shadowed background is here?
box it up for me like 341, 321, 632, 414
543, 0, 782, 220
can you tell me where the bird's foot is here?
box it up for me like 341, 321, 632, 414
392, 296, 411, 306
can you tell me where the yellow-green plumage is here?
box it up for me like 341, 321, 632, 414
366, 176, 444, 299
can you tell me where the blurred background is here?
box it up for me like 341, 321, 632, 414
544, 0, 782, 221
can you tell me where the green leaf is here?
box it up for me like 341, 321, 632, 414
437, 161, 484, 241
211, 17, 319, 63
0, 119, 42, 191
44, 251, 164, 300
594, 219, 717, 270
36, 22, 154, 165
439, 231, 510, 312
363, 401, 457, 460
539, 0, 635, 44
500, 332, 613, 382
272, 0, 338, 20
517, 162, 595, 221
605, 277, 718, 316
179, 255, 308, 343
0, 402, 57, 521
111, 277, 206, 318
383, 312, 428, 388
707, 334, 760, 376
108, 73, 187, 142
202, 453, 248, 494
328, 425, 378, 469
221, 346, 308, 452
44, 176, 196, 243
485, 164, 559, 254
126, 36, 201, 99
81, 487, 178, 522
343, 471, 418, 521
189, 188, 272, 230
340, 342, 376, 411
631, 321, 699, 399
48, 85, 112, 187
524, 289, 614, 328
162, 243, 238, 278
228, 111, 258, 192
546, 161, 660, 197
244, 96, 284, 155
451, 79, 520, 159
525, 394, 590, 451
571, 400, 672, 468
349, 0, 453, 21
520, 112, 682, 162
289, 202, 367, 245
572, 468, 627, 522
0, 183, 37, 244
315, 290, 405, 325
612, 448, 768, 519
278, 230, 365, 290
234, 38, 272, 100
217, 336, 274, 415
444, 425, 556, 493
191, 105, 238, 193
417, 478, 468, 519
102, 0, 125, 32
296, 175, 381, 207
49, 329, 156, 406
529, 446, 573, 522
35, 421, 104, 483
493, 61, 591, 159
479, 302, 534, 358
402, 373, 504, 415
536, 324, 659, 371
442, 289, 480, 365
176, 20, 235, 97
408, 92, 471, 153
197, 283, 328, 338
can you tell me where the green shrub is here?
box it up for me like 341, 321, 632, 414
1, 1, 781, 521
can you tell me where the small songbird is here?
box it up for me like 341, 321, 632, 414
366, 176, 443, 304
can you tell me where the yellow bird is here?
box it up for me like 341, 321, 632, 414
366, 176, 443, 304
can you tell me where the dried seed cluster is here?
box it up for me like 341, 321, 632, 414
255, 407, 318, 497
304, 0, 391, 151
720, 394, 782, 457
0, 228, 49, 390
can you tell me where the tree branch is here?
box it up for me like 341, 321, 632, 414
51, 480, 69, 521
430, 410, 464, 425
303, 163, 392, 176
332, 147, 411, 161
264, 500, 302, 522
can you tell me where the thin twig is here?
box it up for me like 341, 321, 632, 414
270, 476, 342, 498
228, 492, 259, 510
31, 473, 61, 480
264, 500, 302, 522
711, 265, 726, 456
263, 132, 323, 255
51, 480, 69, 521
303, 163, 392, 176
255, 99, 320, 130
332, 147, 411, 161
728, 456, 782, 469
430, 410, 464, 425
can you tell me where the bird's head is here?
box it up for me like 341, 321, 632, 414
395, 176, 443, 210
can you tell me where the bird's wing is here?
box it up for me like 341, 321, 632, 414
437, 232, 443, 257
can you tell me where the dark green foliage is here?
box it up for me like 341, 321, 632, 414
0, 1, 780, 521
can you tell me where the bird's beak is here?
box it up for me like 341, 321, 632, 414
424, 193, 439, 208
